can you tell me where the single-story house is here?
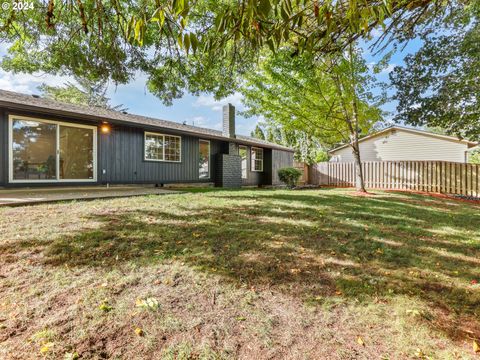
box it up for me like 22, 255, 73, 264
0, 90, 293, 188
329, 126, 478, 163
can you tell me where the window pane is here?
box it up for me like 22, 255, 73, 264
199, 140, 210, 179
12, 119, 57, 180
145, 134, 164, 160
251, 148, 263, 171
60, 125, 94, 179
239, 146, 247, 179
165, 135, 181, 162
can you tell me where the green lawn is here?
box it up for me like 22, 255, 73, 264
0, 188, 479, 359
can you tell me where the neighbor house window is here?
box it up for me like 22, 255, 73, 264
9, 116, 96, 183
239, 145, 248, 179
199, 139, 210, 179
251, 147, 264, 172
144, 132, 181, 162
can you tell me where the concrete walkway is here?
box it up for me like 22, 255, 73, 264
0, 186, 180, 206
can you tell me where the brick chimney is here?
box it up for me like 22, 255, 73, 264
222, 103, 235, 138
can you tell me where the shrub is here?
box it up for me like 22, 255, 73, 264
278, 167, 302, 188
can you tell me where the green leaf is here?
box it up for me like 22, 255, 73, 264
190, 32, 198, 53
177, 33, 183, 48
184, 33, 190, 53
258, 0, 272, 17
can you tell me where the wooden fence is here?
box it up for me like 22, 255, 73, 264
293, 161, 309, 185
309, 161, 480, 197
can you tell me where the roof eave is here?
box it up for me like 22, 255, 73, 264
0, 100, 294, 152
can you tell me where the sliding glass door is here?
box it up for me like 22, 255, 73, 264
11, 120, 57, 180
59, 125, 94, 180
9, 116, 97, 183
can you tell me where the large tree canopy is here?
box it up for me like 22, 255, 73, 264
240, 46, 386, 191
0, 0, 444, 104
390, 1, 480, 141
241, 49, 384, 145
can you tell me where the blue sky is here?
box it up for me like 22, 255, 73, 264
0, 33, 423, 136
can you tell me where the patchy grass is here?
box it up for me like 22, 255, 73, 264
0, 188, 479, 359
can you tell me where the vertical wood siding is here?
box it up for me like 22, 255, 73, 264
271, 149, 295, 185
0, 108, 292, 188
99, 125, 225, 184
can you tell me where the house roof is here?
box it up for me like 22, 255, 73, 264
328, 126, 478, 154
0, 89, 294, 152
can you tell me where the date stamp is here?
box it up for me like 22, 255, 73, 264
2, 2, 35, 11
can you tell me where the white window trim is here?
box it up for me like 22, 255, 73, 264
251, 147, 264, 172
199, 139, 210, 179
144, 131, 182, 163
239, 145, 248, 179
8, 115, 97, 184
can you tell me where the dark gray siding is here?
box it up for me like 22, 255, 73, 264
271, 149, 294, 185
0, 107, 293, 188
0, 109, 226, 187
98, 125, 224, 184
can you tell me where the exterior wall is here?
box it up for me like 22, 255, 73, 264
238, 145, 266, 186
0, 107, 292, 188
98, 124, 225, 184
0, 109, 226, 187
271, 149, 295, 185
330, 129, 469, 163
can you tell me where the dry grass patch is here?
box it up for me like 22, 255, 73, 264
0, 188, 479, 359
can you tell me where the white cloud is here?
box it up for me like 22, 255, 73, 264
0, 69, 72, 94
194, 92, 244, 112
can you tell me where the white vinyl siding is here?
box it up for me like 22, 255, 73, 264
330, 129, 470, 163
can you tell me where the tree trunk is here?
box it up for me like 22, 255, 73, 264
351, 134, 366, 192
347, 43, 367, 193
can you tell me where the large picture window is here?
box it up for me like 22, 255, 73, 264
9, 116, 96, 183
144, 132, 181, 162
239, 145, 248, 179
199, 139, 210, 179
251, 147, 264, 172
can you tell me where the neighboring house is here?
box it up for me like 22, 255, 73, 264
0, 90, 293, 188
329, 126, 478, 163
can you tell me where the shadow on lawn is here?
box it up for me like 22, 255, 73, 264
6, 189, 480, 340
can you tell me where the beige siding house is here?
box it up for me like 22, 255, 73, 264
329, 126, 477, 163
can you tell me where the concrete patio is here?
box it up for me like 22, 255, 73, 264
0, 186, 180, 206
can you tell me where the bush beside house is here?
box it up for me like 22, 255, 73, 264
278, 167, 302, 188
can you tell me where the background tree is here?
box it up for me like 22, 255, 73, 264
469, 149, 480, 164
39, 77, 127, 111
250, 121, 329, 164
241, 47, 385, 191
250, 125, 266, 140
390, 2, 480, 141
